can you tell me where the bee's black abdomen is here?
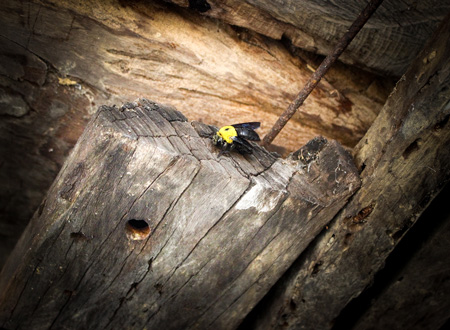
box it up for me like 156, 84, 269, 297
233, 122, 261, 141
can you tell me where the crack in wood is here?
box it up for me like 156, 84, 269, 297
177, 87, 259, 107
103, 247, 137, 329
144, 164, 204, 288
101, 155, 192, 305
4, 217, 69, 328
89, 158, 200, 325
48, 198, 136, 326
142, 169, 253, 325
186, 174, 295, 328
160, 175, 251, 284
29, 254, 76, 321
204, 214, 289, 327
26, 3, 41, 50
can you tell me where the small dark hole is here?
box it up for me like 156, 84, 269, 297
188, 0, 211, 12
311, 261, 322, 276
128, 219, 149, 229
154, 283, 163, 295
70, 232, 88, 241
403, 139, 420, 159
289, 299, 297, 311
434, 114, 449, 131
359, 162, 366, 173
37, 199, 46, 217
352, 205, 374, 224
125, 219, 150, 240
343, 232, 353, 246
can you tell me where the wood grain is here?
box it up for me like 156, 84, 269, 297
171, 0, 449, 77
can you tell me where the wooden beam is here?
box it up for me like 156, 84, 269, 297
248, 12, 450, 330
169, 0, 448, 76
0, 99, 359, 329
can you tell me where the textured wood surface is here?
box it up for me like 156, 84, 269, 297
171, 0, 449, 77
0, 0, 392, 270
248, 14, 450, 330
0, 0, 388, 150
0, 99, 360, 329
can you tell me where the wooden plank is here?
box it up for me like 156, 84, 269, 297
248, 13, 450, 330
0, 99, 359, 329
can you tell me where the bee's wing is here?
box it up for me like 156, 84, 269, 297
231, 136, 254, 154
232, 122, 260, 130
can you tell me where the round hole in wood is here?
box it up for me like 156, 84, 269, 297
125, 219, 150, 240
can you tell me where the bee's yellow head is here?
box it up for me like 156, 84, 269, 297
217, 125, 237, 144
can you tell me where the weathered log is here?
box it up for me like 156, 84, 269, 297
247, 12, 450, 330
0, 99, 360, 329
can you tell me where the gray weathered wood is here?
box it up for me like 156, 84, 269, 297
248, 13, 450, 330
0, 99, 360, 329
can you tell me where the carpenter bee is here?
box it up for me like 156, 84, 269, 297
212, 122, 261, 155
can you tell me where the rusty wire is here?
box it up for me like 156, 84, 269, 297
262, 0, 385, 147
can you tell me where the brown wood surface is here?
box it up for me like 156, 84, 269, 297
0, 99, 360, 329
248, 14, 450, 330
2, 1, 449, 328
0, 0, 388, 151
169, 0, 449, 76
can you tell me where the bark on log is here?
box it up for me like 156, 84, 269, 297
247, 12, 450, 330
0, 99, 360, 329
